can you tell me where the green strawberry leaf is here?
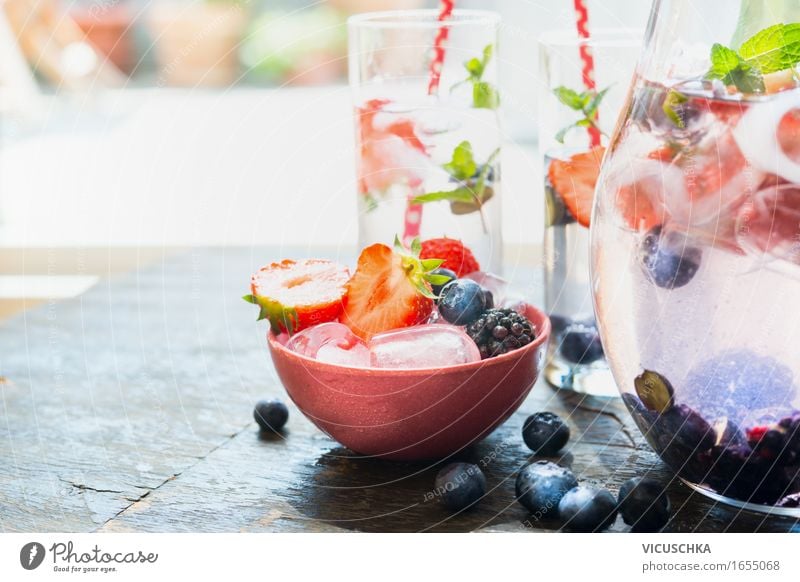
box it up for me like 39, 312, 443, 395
420, 258, 444, 270
242, 294, 298, 334
473, 82, 500, 110
425, 274, 452, 286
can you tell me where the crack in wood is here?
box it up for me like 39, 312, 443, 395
59, 478, 126, 495
96, 422, 254, 530
569, 399, 639, 449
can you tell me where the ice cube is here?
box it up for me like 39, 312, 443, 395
316, 341, 371, 367
369, 325, 480, 369
464, 271, 509, 306
736, 184, 800, 268
286, 322, 369, 367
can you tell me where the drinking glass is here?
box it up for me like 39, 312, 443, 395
348, 10, 502, 272
592, 0, 800, 513
539, 30, 641, 396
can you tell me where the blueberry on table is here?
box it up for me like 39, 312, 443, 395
634, 370, 675, 414
434, 462, 486, 511
617, 477, 671, 532
558, 486, 618, 532
640, 225, 702, 289
438, 279, 487, 325
559, 323, 604, 364
522, 412, 570, 456
548, 314, 572, 336
515, 461, 578, 516
430, 267, 457, 299
254, 399, 289, 432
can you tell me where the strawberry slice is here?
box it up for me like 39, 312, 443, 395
547, 146, 606, 228
246, 259, 350, 334
341, 239, 446, 340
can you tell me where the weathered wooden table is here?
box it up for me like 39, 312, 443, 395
2, 248, 798, 533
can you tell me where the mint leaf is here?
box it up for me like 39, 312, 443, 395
412, 187, 477, 205
442, 141, 476, 180
706, 23, 800, 93
473, 82, 500, 110
553, 86, 585, 111
465, 57, 484, 80
740, 22, 800, 74
708, 43, 742, 79
707, 43, 765, 93
456, 44, 500, 109
553, 85, 609, 143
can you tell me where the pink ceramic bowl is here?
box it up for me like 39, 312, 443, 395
268, 304, 550, 460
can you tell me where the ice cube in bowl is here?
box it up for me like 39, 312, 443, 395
287, 322, 369, 367
267, 303, 551, 460
369, 325, 480, 369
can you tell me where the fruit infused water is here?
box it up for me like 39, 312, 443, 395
538, 31, 640, 395
593, 76, 800, 510
349, 11, 503, 273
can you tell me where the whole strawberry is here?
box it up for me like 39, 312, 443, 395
419, 238, 480, 277
341, 238, 449, 340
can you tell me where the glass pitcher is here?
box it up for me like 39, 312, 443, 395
592, 0, 800, 514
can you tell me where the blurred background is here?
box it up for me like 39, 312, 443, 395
0, 0, 649, 318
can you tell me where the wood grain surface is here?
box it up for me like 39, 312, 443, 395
1, 248, 798, 533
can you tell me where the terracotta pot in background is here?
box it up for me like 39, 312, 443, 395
328, 0, 427, 13
71, 4, 136, 75
148, 2, 247, 87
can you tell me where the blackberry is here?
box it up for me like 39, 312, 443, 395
466, 308, 535, 359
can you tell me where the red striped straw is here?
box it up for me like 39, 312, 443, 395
403, 0, 455, 242
428, 0, 455, 96
573, 0, 602, 147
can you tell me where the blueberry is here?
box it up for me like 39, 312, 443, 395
439, 279, 487, 325
655, 404, 715, 453
522, 412, 570, 456
621, 392, 658, 432
430, 267, 457, 299
548, 314, 572, 335
634, 370, 675, 414
617, 478, 671, 532
559, 324, 604, 364
558, 486, 618, 532
515, 461, 578, 517
434, 462, 486, 511
640, 226, 702, 289
684, 350, 797, 423
254, 399, 289, 432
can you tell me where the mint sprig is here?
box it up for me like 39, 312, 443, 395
453, 44, 500, 110
707, 22, 800, 93
553, 85, 609, 143
411, 141, 500, 233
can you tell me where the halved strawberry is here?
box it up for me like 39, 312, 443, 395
340, 238, 447, 340
547, 146, 606, 228
245, 259, 350, 334
419, 237, 480, 277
